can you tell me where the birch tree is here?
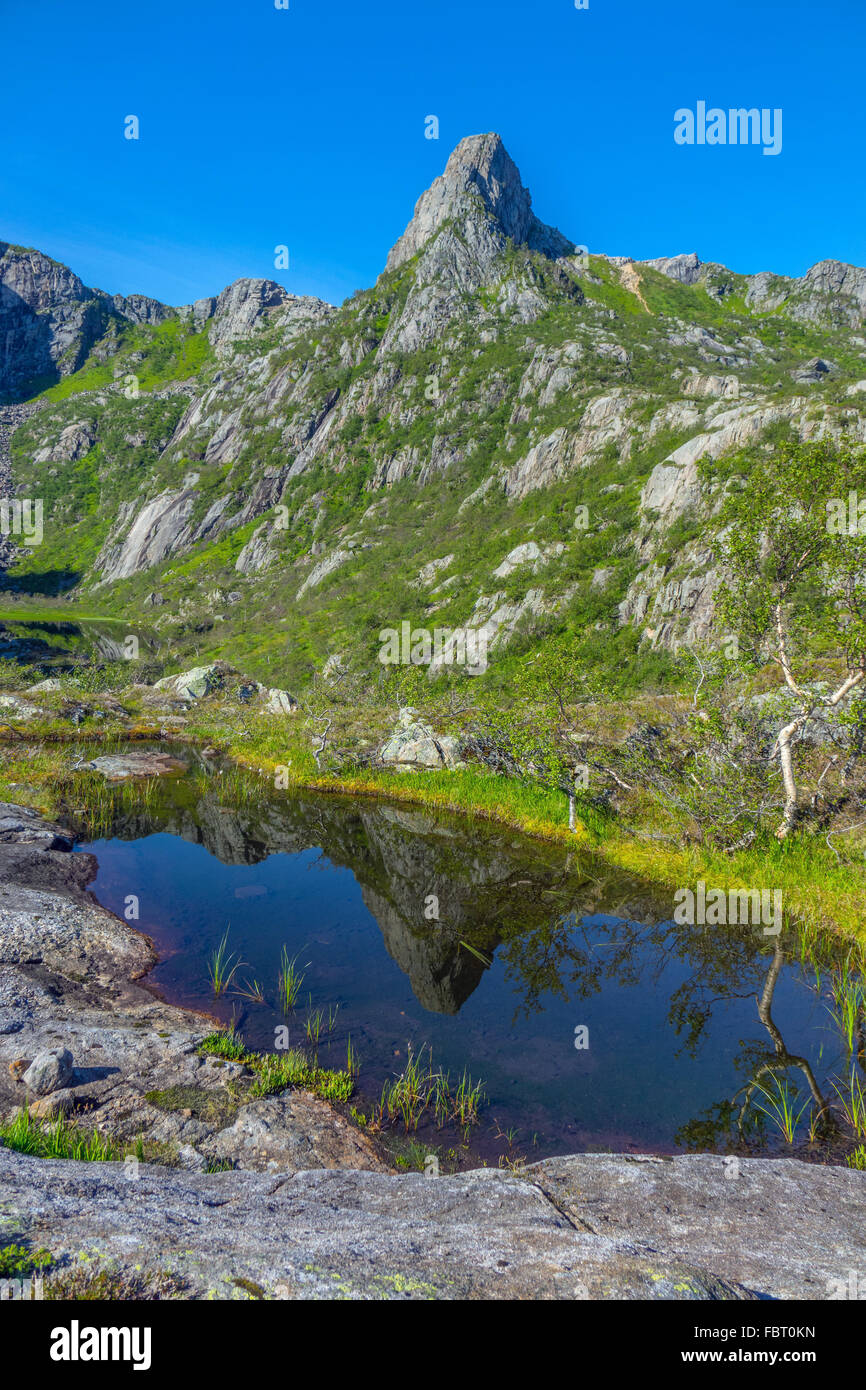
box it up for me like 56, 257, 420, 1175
708, 439, 866, 838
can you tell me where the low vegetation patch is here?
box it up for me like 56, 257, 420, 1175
143, 1084, 240, 1128
0, 1243, 54, 1277
0, 1109, 125, 1162
44, 1264, 188, 1301
197, 1031, 355, 1105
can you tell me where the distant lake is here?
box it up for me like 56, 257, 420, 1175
0, 616, 158, 671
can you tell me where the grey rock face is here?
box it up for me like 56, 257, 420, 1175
617, 387, 866, 648
296, 547, 352, 598
681, 372, 740, 399
503, 391, 636, 500
1, 247, 99, 399
643, 252, 866, 328
109, 293, 171, 326
79, 751, 188, 781
380, 715, 463, 770
209, 278, 289, 352
209, 278, 333, 356
0, 248, 332, 404
2, 1148, 862, 1300
386, 133, 574, 273
619, 550, 719, 650
154, 662, 235, 700
641, 251, 703, 284
96, 485, 197, 581
0, 243, 173, 401
32, 418, 96, 463
235, 522, 278, 574
802, 259, 866, 316
377, 135, 580, 357
21, 1047, 74, 1095
745, 258, 866, 325
264, 688, 298, 715
4, 131, 866, 647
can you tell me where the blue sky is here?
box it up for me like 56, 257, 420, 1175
1, 0, 863, 307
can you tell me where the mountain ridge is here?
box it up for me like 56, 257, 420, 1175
4, 129, 866, 405
2, 135, 866, 690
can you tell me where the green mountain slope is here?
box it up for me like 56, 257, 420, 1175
3, 133, 866, 692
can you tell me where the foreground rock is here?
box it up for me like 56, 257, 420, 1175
149, 663, 298, 717
80, 751, 188, 781
2, 1148, 864, 1300
264, 687, 298, 715
0, 803, 385, 1177
22, 1047, 74, 1095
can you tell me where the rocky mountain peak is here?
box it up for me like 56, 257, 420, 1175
385, 133, 574, 271
207, 278, 334, 355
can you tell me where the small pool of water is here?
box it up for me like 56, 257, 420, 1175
74, 758, 858, 1164
0, 617, 158, 671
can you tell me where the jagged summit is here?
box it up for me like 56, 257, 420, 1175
385, 133, 574, 271
5, 131, 866, 681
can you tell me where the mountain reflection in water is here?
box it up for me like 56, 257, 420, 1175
77, 760, 853, 1160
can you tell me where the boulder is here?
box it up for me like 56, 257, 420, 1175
0, 694, 42, 719
380, 712, 462, 770
22, 1047, 74, 1096
80, 751, 187, 782
155, 662, 235, 701
492, 540, 564, 578
26, 677, 63, 693
29, 1088, 76, 1120
493, 540, 544, 577
265, 688, 299, 715
791, 357, 837, 383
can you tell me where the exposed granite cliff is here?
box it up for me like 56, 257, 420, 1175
3, 136, 866, 667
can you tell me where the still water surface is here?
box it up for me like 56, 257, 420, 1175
77, 765, 848, 1161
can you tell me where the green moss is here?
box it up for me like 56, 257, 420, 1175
144, 1085, 240, 1127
